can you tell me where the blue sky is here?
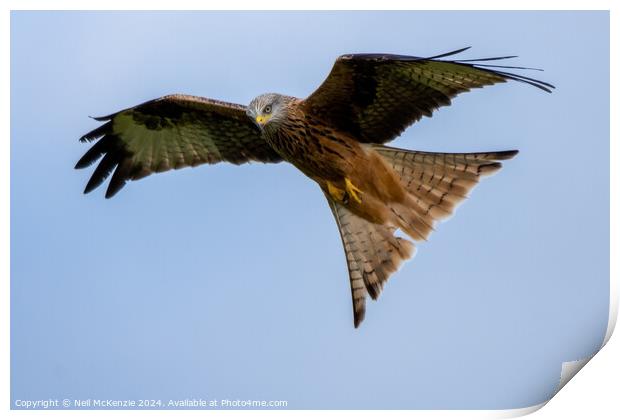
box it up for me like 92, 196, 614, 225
11, 11, 609, 409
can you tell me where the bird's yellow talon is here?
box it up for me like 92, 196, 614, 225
327, 181, 346, 202
345, 178, 363, 204
327, 179, 362, 204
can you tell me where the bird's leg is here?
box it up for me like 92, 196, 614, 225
326, 181, 346, 202
344, 178, 363, 204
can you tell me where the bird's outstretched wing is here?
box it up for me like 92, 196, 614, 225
75, 94, 282, 198
302, 47, 555, 144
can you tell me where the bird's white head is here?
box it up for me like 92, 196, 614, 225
247, 93, 289, 132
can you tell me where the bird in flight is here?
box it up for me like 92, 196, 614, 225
75, 47, 553, 327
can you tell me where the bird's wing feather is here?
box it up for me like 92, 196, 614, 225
75, 94, 282, 198
302, 47, 554, 144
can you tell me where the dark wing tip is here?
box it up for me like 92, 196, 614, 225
81, 153, 133, 199
74, 160, 90, 170
104, 181, 123, 199
424, 47, 555, 94
79, 120, 113, 143
451, 57, 555, 93
104, 161, 132, 199
75, 135, 112, 169
91, 114, 116, 122
79, 134, 132, 198
340, 47, 475, 63
338, 48, 555, 93
82, 153, 118, 195
424, 46, 472, 60
488, 70, 555, 93
339, 53, 422, 62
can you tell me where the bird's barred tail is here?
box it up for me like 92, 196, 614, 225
374, 145, 518, 241
325, 197, 415, 328
327, 145, 517, 328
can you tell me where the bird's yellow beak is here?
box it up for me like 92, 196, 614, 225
255, 114, 271, 125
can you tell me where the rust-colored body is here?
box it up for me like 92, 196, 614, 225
264, 101, 407, 228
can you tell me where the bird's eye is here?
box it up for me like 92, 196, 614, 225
264, 105, 272, 114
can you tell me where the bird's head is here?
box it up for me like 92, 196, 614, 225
247, 93, 289, 132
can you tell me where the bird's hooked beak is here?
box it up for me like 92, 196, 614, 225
255, 114, 271, 127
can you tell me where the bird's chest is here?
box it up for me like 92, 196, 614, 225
264, 126, 357, 180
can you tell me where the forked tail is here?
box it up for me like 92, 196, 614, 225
326, 145, 518, 327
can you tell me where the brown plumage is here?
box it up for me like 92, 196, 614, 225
75, 48, 553, 327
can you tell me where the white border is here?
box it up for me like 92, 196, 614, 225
1, 0, 618, 10
3, 1, 616, 419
